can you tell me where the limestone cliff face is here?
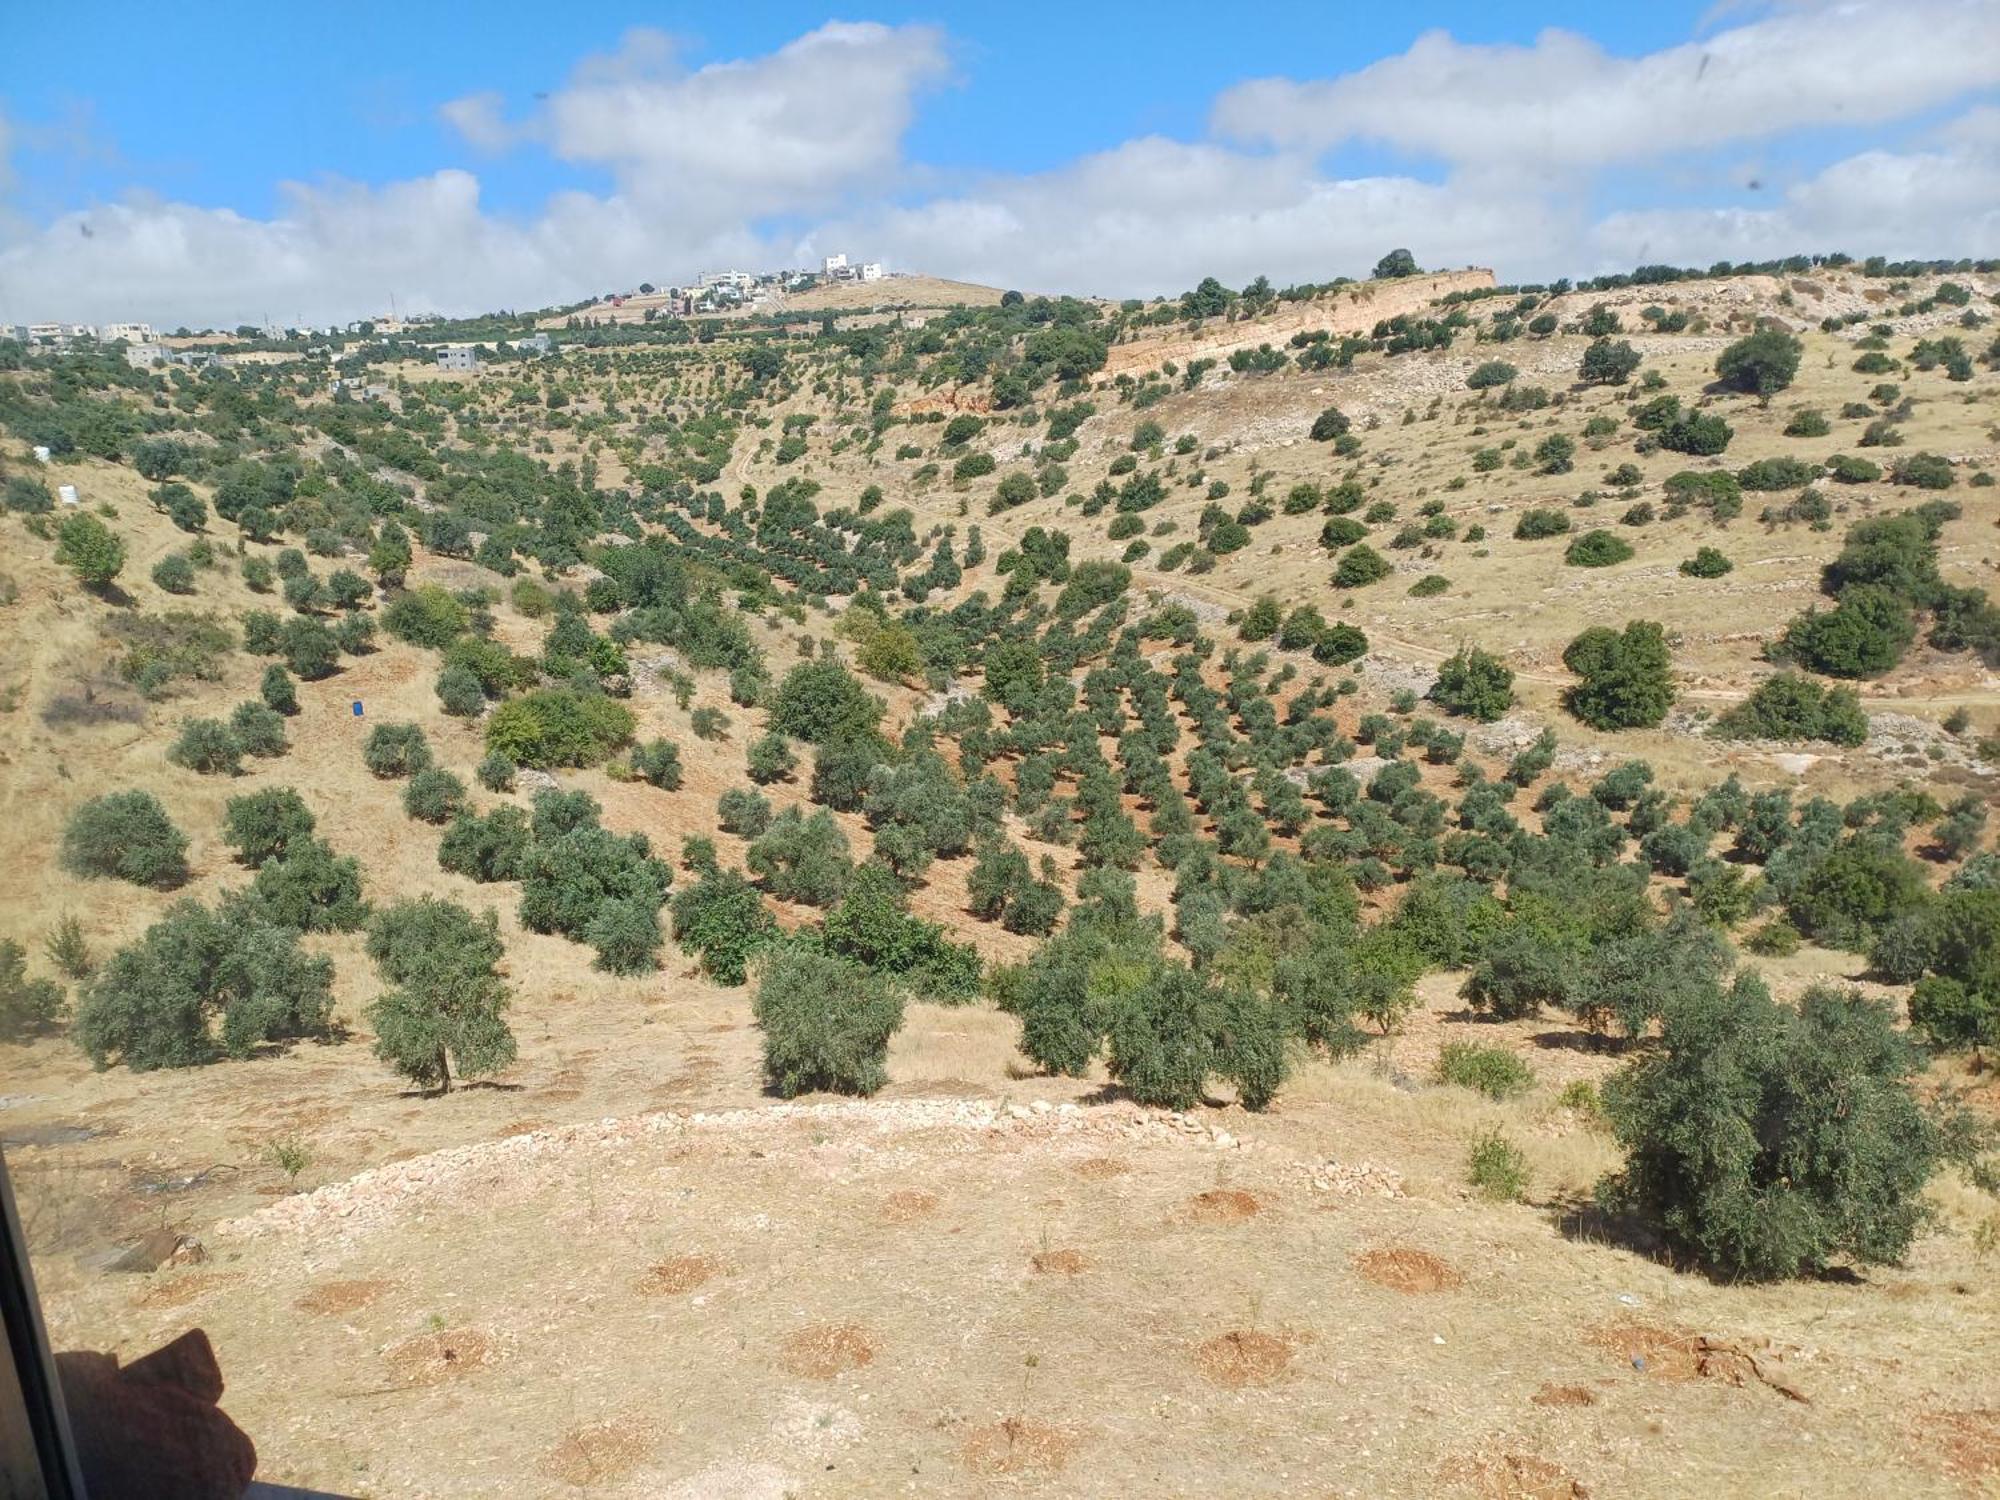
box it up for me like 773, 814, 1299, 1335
1100, 269, 1498, 379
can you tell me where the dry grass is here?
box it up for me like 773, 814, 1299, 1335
1, 268, 1996, 1497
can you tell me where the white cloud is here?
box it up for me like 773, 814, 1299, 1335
1589, 127, 2000, 270
0, 7, 1992, 327
1213, 1, 2000, 170
437, 91, 514, 154
450, 21, 951, 224
837, 140, 1573, 296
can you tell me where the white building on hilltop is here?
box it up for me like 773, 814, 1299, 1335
858, 262, 883, 282
821, 253, 848, 275
100, 322, 155, 344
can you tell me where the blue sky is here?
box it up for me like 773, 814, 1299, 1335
2, 2, 1995, 325
3, 2, 1833, 218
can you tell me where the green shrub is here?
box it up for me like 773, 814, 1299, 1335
747, 807, 854, 907
1460, 930, 1571, 1020
746, 732, 797, 784
435, 665, 486, 718
1679, 547, 1733, 578
1513, 508, 1570, 540
1601, 980, 1948, 1280
816, 865, 983, 998
1436, 1040, 1533, 1099
1713, 674, 1868, 746
1786, 840, 1928, 950
151, 554, 197, 595
1825, 454, 1880, 484
1562, 620, 1675, 730
582, 898, 662, 975
260, 664, 298, 714
1715, 329, 1802, 397
1309, 406, 1351, 442
437, 806, 532, 883
630, 738, 683, 790
1534, 434, 1576, 474
61, 792, 189, 888
1565, 529, 1634, 568
1657, 410, 1733, 456
1777, 586, 1913, 678
1890, 452, 1955, 490
1467, 360, 1517, 389
365, 898, 516, 1093
382, 585, 469, 647
1408, 574, 1450, 598
75, 898, 334, 1070
43, 915, 93, 981
1332, 544, 1391, 588
229, 701, 288, 757
1467, 1131, 1529, 1201
485, 688, 635, 768
1579, 338, 1641, 385
475, 751, 516, 792
1429, 645, 1514, 722
671, 868, 778, 984
769, 660, 885, 745
280, 616, 340, 679
753, 945, 905, 1097
55, 513, 125, 590
717, 786, 772, 837
245, 837, 369, 933
222, 787, 315, 868
1737, 456, 1818, 491
0, 941, 65, 1044
402, 768, 468, 824
169, 718, 242, 775
1115, 964, 1287, 1110
363, 722, 432, 778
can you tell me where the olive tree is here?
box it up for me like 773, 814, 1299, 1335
364, 898, 516, 1094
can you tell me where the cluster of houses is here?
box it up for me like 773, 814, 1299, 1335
589, 253, 890, 321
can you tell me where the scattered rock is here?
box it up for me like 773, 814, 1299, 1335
1297, 1159, 1405, 1199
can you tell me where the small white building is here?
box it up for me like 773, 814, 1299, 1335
517, 332, 553, 356
858, 263, 883, 282
100, 322, 155, 345
124, 343, 166, 369
58, 484, 80, 507
435, 346, 479, 373
821, 253, 848, 275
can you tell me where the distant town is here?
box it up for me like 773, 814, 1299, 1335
5, 251, 896, 362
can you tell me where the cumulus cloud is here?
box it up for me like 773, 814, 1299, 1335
837, 140, 1574, 296
1212, 1, 2000, 169
447, 21, 951, 225
437, 91, 515, 154
0, 5, 1991, 327
1589, 122, 2000, 270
